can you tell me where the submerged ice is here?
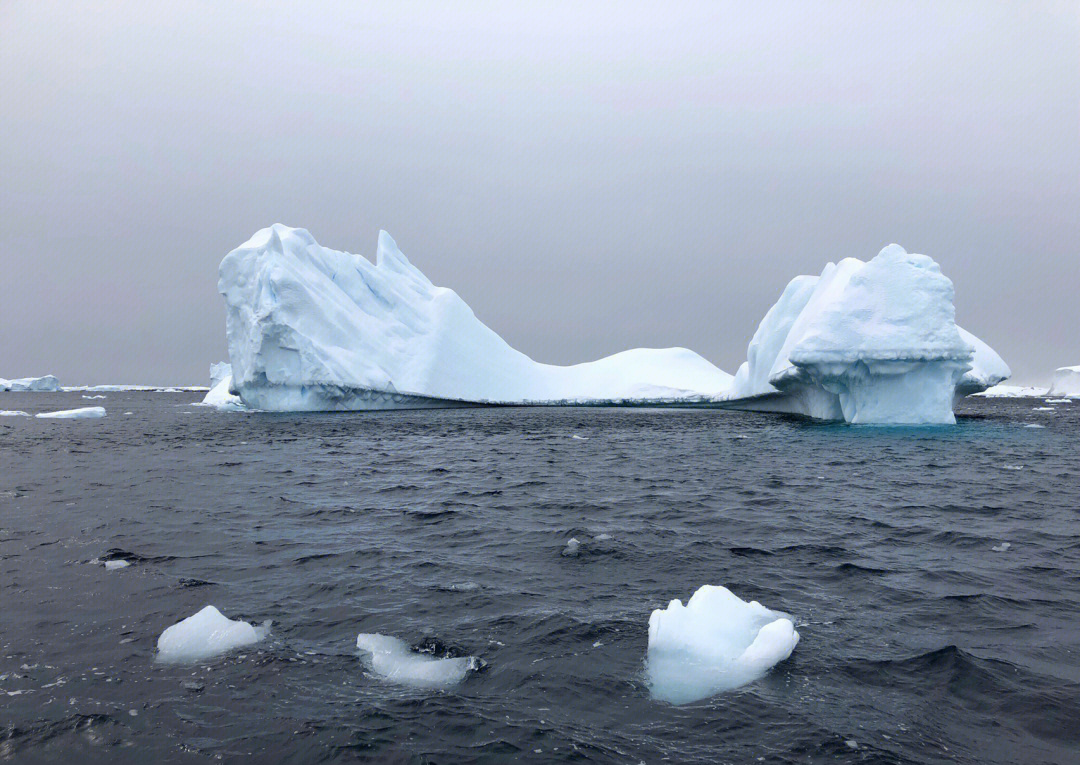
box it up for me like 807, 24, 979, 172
355, 633, 481, 689
157, 605, 269, 662
218, 225, 733, 411
725, 245, 1008, 424
646, 585, 799, 704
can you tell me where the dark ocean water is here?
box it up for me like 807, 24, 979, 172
1, 392, 1078, 764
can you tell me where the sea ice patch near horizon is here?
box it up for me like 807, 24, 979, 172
646, 585, 799, 704
355, 633, 481, 689
157, 605, 270, 663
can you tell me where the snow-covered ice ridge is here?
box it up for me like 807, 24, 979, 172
723, 244, 1009, 424
218, 225, 733, 411
217, 226, 1007, 423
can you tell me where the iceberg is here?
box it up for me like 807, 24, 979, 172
35, 406, 106, 419
197, 362, 245, 411
218, 225, 733, 411
975, 384, 1047, 398
1047, 366, 1080, 398
0, 410, 30, 417
724, 245, 1009, 424
645, 585, 799, 704
1, 375, 61, 392
157, 605, 270, 662
355, 633, 481, 688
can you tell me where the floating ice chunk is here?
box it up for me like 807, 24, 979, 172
1045, 399, 1071, 404
82, 395, 107, 400
157, 605, 270, 662
594, 533, 613, 541
562, 538, 581, 557
1032, 407, 1054, 412
999, 465, 1024, 471
355, 633, 480, 688
0, 410, 29, 417
1024, 423, 1045, 429
991, 542, 1011, 552
646, 585, 799, 704
571, 434, 588, 440
104, 560, 131, 570
1047, 366, 1080, 398
197, 363, 246, 411
0, 375, 61, 392
217, 225, 733, 411
35, 406, 106, 419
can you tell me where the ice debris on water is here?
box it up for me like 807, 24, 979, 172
157, 605, 270, 662
355, 633, 481, 688
992, 542, 1011, 552
646, 585, 799, 704
562, 538, 581, 557
0, 410, 30, 417
104, 560, 130, 570
35, 406, 106, 419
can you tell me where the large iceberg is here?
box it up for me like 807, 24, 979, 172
724, 245, 1009, 424
1047, 366, 1080, 398
1, 375, 61, 392
218, 225, 733, 411
645, 585, 799, 704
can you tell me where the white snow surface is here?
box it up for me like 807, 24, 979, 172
1, 375, 61, 392
1047, 366, 1080, 398
646, 585, 799, 704
35, 406, 106, 419
157, 605, 269, 662
218, 225, 733, 410
355, 633, 480, 688
725, 245, 1008, 424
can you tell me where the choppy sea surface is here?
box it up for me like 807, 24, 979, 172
1, 392, 1078, 764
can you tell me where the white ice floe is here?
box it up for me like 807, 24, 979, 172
1045, 399, 1072, 404
104, 560, 131, 570
82, 395, 107, 400
562, 538, 581, 557
35, 406, 106, 419
195, 362, 246, 411
1, 375, 61, 392
975, 384, 1047, 398
1047, 366, 1080, 398
646, 585, 799, 704
0, 410, 30, 417
992, 542, 1011, 552
157, 605, 270, 662
1032, 407, 1055, 412
723, 245, 1008, 424
355, 633, 480, 688
217, 225, 733, 411
1024, 423, 1045, 429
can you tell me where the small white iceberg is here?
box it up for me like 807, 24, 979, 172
35, 406, 106, 419
355, 633, 481, 689
104, 560, 131, 570
992, 542, 1011, 552
646, 585, 799, 704
157, 605, 270, 662
0, 410, 29, 417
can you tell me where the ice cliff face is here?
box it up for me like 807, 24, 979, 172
727, 245, 1009, 424
0, 375, 61, 392
218, 225, 733, 410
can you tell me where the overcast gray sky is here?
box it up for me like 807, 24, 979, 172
2, 1, 1077, 386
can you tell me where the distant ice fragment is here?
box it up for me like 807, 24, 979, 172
157, 605, 269, 662
646, 585, 799, 704
0, 375, 61, 392
1047, 366, 1080, 398
0, 410, 30, 417
35, 406, 106, 419
976, 384, 1046, 398
82, 395, 107, 400
562, 538, 581, 557
991, 542, 1011, 552
355, 633, 480, 688
105, 560, 131, 570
